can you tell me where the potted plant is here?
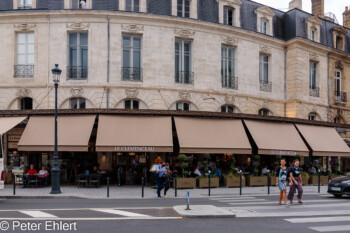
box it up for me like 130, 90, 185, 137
301, 172, 309, 185
198, 154, 219, 188
224, 156, 245, 187
176, 154, 196, 189
246, 155, 267, 186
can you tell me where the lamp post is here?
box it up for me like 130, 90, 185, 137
50, 64, 62, 194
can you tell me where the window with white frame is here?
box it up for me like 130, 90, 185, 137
18, 0, 32, 9
221, 45, 236, 89
223, 7, 234, 26
125, 99, 139, 109
176, 102, 190, 111
79, 0, 87, 9
177, 0, 190, 18
175, 39, 192, 84
260, 19, 267, 34
335, 70, 342, 101
310, 28, 316, 41
126, 0, 139, 12
309, 61, 317, 89
122, 35, 142, 81
308, 112, 317, 121
258, 108, 269, 116
70, 98, 86, 109
259, 54, 269, 83
68, 32, 88, 79
221, 105, 234, 113
15, 32, 35, 77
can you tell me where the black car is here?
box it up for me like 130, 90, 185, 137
328, 176, 350, 198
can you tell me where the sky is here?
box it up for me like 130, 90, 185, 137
252, 0, 347, 25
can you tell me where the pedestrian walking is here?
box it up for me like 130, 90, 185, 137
287, 159, 303, 205
276, 158, 288, 207
155, 161, 166, 198
164, 163, 172, 196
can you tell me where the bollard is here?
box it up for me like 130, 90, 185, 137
239, 170, 242, 196
144, 169, 148, 186
175, 176, 177, 197
13, 175, 16, 196
318, 169, 321, 193
117, 168, 121, 186
267, 171, 270, 195
107, 177, 110, 198
185, 191, 190, 210
142, 177, 144, 198
208, 172, 211, 197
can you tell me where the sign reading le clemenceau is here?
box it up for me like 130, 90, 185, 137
270, 150, 297, 156
115, 146, 155, 152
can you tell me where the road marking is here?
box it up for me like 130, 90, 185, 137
233, 210, 350, 218
228, 199, 342, 205
0, 207, 170, 212
309, 225, 350, 232
218, 199, 267, 203
285, 216, 350, 223
0, 217, 181, 221
229, 203, 350, 210
20, 211, 58, 218
210, 197, 257, 200
92, 209, 149, 217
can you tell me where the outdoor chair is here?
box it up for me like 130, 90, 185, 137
27, 175, 40, 188
76, 174, 89, 188
89, 174, 101, 188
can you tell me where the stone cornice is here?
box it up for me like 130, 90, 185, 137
254, 6, 275, 17
306, 16, 322, 26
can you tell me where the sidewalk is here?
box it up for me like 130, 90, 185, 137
0, 185, 329, 199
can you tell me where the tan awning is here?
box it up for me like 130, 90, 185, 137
174, 117, 251, 154
96, 115, 173, 152
295, 124, 350, 157
18, 115, 96, 152
244, 120, 309, 156
0, 117, 27, 135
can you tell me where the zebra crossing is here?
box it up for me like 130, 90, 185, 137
285, 216, 350, 232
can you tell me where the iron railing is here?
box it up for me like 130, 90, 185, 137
259, 80, 272, 92
335, 91, 347, 103
14, 65, 34, 77
122, 67, 143, 81
309, 87, 320, 97
222, 76, 238, 90
175, 71, 194, 84
67, 66, 88, 80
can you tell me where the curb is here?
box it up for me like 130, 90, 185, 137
2, 196, 84, 199
173, 205, 236, 218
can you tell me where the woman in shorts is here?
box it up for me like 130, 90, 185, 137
276, 158, 288, 207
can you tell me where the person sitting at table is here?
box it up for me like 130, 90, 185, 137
38, 166, 49, 186
91, 165, 100, 174
22, 164, 37, 187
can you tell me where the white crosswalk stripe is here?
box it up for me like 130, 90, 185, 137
285, 216, 350, 232
20, 211, 58, 218
308, 225, 350, 232
92, 209, 149, 217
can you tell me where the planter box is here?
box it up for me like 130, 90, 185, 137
246, 176, 268, 186
270, 176, 276, 186
309, 176, 329, 185
301, 174, 310, 185
198, 177, 219, 188
176, 178, 196, 189
224, 177, 246, 187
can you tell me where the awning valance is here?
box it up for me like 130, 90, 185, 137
295, 124, 350, 157
174, 117, 251, 154
244, 120, 309, 156
18, 115, 96, 152
0, 117, 27, 135
96, 115, 173, 152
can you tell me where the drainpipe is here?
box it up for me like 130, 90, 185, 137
284, 47, 287, 117
106, 16, 110, 108
327, 53, 330, 122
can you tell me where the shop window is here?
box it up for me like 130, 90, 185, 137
308, 113, 317, 121
258, 108, 269, 116
125, 99, 139, 109
223, 7, 234, 26
176, 102, 190, 111
221, 105, 234, 113
70, 98, 86, 109
20, 97, 33, 110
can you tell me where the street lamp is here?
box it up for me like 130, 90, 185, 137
50, 64, 62, 194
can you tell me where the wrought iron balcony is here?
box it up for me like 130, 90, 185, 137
14, 65, 34, 78
335, 91, 347, 103
175, 71, 194, 84
122, 67, 143, 81
67, 66, 88, 80
309, 87, 320, 97
259, 80, 272, 92
222, 76, 238, 90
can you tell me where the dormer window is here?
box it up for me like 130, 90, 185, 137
336, 36, 343, 50
126, 0, 139, 12
254, 6, 275, 36
306, 16, 321, 43
64, 0, 91, 9
18, 0, 32, 9
79, 0, 86, 9
223, 7, 234, 26
332, 26, 346, 51
177, 0, 190, 18
311, 28, 316, 41
260, 19, 267, 34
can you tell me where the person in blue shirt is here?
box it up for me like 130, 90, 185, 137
276, 158, 288, 207
155, 161, 166, 198
211, 165, 222, 177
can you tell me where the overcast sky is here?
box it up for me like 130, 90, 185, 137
253, 0, 347, 25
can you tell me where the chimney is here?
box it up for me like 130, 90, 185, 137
344, 6, 350, 28
311, 0, 324, 18
289, 0, 302, 10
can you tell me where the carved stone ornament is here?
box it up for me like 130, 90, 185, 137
70, 87, 84, 97
14, 24, 36, 31
66, 23, 90, 30
309, 52, 319, 62
260, 45, 271, 55
222, 36, 238, 46
225, 95, 235, 104
121, 24, 144, 33
174, 29, 195, 38
125, 88, 139, 98
226, 0, 243, 7
335, 60, 344, 69
179, 91, 191, 101
16, 88, 31, 97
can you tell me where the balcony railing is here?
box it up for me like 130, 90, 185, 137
175, 71, 194, 84
18, 0, 32, 9
67, 66, 88, 80
335, 91, 347, 103
259, 80, 272, 92
122, 67, 143, 81
222, 76, 238, 90
14, 65, 34, 78
309, 87, 320, 97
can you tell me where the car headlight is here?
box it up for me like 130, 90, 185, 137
341, 180, 350, 184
